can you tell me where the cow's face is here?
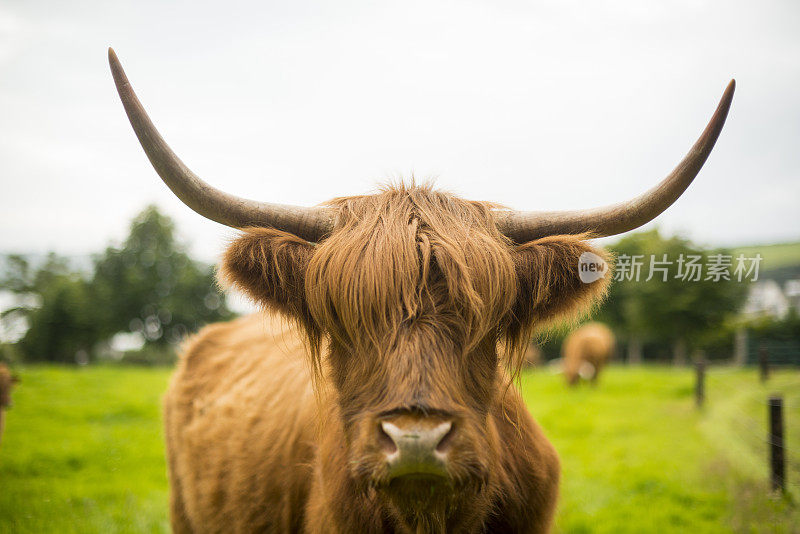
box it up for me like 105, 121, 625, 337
303, 187, 518, 506
221, 185, 608, 510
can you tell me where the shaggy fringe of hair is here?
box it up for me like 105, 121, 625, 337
305, 183, 518, 368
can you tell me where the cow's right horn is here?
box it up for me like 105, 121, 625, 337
108, 48, 335, 243
496, 80, 735, 243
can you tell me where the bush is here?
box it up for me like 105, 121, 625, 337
118, 345, 178, 367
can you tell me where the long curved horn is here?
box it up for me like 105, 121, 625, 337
108, 48, 334, 242
497, 80, 735, 243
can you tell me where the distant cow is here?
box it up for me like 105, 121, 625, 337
109, 46, 733, 533
523, 343, 543, 368
562, 323, 615, 386
0, 364, 18, 446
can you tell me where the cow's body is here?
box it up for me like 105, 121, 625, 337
164, 314, 315, 532
165, 313, 559, 533
562, 323, 615, 386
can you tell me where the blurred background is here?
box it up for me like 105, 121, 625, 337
0, 0, 798, 532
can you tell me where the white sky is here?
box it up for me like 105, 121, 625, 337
1, 0, 799, 263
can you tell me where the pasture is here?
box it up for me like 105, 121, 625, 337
0, 365, 797, 533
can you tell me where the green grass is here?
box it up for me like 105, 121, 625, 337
522, 367, 799, 533
0, 366, 172, 533
1, 366, 797, 533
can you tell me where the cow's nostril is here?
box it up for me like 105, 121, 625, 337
435, 422, 456, 453
377, 423, 398, 454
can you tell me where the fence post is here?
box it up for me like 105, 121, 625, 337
733, 327, 748, 367
768, 395, 785, 493
759, 345, 769, 383
695, 360, 705, 408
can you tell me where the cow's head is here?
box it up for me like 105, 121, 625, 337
109, 48, 733, 514
217, 187, 611, 505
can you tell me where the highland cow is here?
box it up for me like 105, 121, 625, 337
562, 323, 616, 386
109, 48, 733, 533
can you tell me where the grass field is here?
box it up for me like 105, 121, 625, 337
0, 366, 797, 533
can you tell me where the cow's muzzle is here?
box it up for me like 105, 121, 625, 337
379, 416, 455, 479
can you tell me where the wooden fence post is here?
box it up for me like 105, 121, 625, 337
695, 360, 705, 408
733, 327, 748, 367
759, 345, 769, 383
768, 395, 785, 493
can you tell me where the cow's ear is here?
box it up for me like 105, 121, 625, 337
219, 228, 315, 322
508, 234, 611, 332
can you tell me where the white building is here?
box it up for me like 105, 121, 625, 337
742, 280, 790, 318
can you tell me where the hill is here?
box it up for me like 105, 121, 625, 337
732, 241, 800, 273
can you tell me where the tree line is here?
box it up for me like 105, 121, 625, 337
1, 211, 795, 366
0, 206, 233, 364
539, 229, 798, 364
599, 229, 750, 363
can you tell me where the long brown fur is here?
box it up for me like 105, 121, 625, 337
168, 183, 610, 533
561, 322, 616, 386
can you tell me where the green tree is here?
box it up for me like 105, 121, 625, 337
0, 253, 101, 362
0, 254, 34, 293
0, 206, 234, 363
19, 273, 99, 363
91, 205, 233, 348
599, 229, 749, 364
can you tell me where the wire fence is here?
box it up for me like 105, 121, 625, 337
702, 366, 799, 497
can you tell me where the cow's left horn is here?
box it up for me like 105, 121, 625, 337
108, 48, 335, 242
496, 80, 735, 243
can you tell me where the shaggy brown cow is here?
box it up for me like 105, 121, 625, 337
109, 48, 734, 533
562, 323, 615, 386
0, 364, 18, 447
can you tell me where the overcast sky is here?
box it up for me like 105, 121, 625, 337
1, 0, 798, 263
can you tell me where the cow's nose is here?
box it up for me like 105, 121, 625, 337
379, 419, 454, 479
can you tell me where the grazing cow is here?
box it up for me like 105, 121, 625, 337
0, 364, 18, 447
561, 323, 615, 386
109, 48, 733, 533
